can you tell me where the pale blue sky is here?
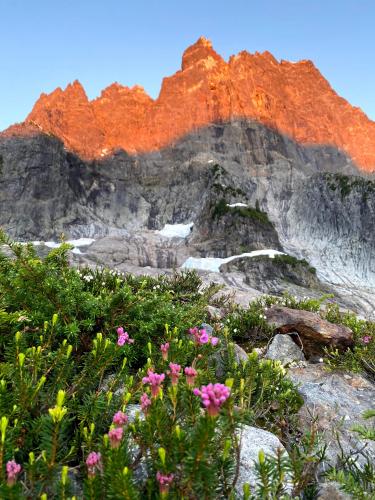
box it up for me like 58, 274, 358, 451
1, 0, 374, 130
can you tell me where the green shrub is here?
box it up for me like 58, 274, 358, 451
212, 198, 273, 226
323, 303, 375, 381
326, 410, 375, 499
0, 232, 307, 498
273, 255, 316, 275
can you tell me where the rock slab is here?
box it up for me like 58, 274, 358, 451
236, 425, 289, 495
265, 333, 306, 365
265, 306, 353, 356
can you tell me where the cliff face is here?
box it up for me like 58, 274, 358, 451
4, 36, 373, 171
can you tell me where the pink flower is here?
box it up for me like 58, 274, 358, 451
167, 363, 181, 385
108, 427, 123, 448
362, 335, 372, 344
160, 342, 170, 361
156, 471, 174, 495
188, 326, 219, 346
184, 366, 197, 386
142, 369, 165, 397
112, 410, 128, 427
199, 330, 209, 344
86, 452, 102, 477
117, 327, 134, 346
140, 392, 152, 414
6, 460, 21, 486
193, 383, 231, 417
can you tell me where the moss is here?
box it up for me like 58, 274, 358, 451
212, 183, 246, 198
274, 254, 316, 275
212, 198, 273, 226
324, 173, 375, 199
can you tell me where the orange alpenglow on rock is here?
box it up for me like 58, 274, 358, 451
4, 36, 375, 171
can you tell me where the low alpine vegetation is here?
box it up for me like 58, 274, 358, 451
0, 232, 305, 498
0, 231, 373, 498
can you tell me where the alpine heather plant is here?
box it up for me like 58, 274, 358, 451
0, 231, 316, 498
184, 366, 198, 386
160, 342, 170, 361
86, 452, 102, 477
6, 460, 21, 487
117, 326, 134, 346
167, 362, 181, 385
189, 326, 219, 346
156, 471, 174, 495
142, 369, 165, 397
193, 383, 231, 417
112, 410, 128, 427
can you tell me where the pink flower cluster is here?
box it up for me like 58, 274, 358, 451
108, 409, 129, 448
142, 369, 165, 397
113, 410, 128, 427
160, 342, 169, 361
184, 366, 197, 386
117, 327, 134, 346
108, 427, 123, 448
362, 335, 373, 344
6, 460, 21, 486
193, 383, 231, 417
167, 363, 181, 385
141, 392, 152, 414
189, 327, 218, 346
156, 471, 174, 494
86, 452, 102, 477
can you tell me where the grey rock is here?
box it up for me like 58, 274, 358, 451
126, 404, 144, 422
265, 333, 306, 365
205, 305, 224, 321
212, 343, 248, 379
288, 364, 375, 470
236, 425, 289, 495
317, 481, 352, 500
222, 253, 320, 293
1, 120, 375, 317
200, 322, 213, 335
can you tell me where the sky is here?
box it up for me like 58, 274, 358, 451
1, 0, 374, 130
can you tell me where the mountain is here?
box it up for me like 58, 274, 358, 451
1, 37, 375, 317
3, 36, 375, 171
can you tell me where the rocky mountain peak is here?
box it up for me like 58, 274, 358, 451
181, 36, 225, 71
1, 38, 373, 171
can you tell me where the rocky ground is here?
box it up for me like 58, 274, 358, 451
1, 119, 375, 318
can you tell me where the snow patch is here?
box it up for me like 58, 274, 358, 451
67, 238, 96, 247
181, 249, 284, 273
156, 223, 194, 239
45, 241, 61, 249
44, 238, 95, 248
227, 203, 248, 208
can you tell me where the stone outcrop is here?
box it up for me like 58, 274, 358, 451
288, 364, 375, 469
265, 333, 306, 365
236, 425, 290, 495
265, 306, 353, 356
1, 116, 375, 316
3, 37, 375, 171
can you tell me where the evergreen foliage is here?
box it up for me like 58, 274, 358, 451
0, 231, 373, 498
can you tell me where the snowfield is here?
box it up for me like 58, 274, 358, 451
181, 249, 285, 273
156, 223, 194, 238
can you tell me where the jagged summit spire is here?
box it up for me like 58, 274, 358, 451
181, 36, 224, 71
1, 37, 373, 171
